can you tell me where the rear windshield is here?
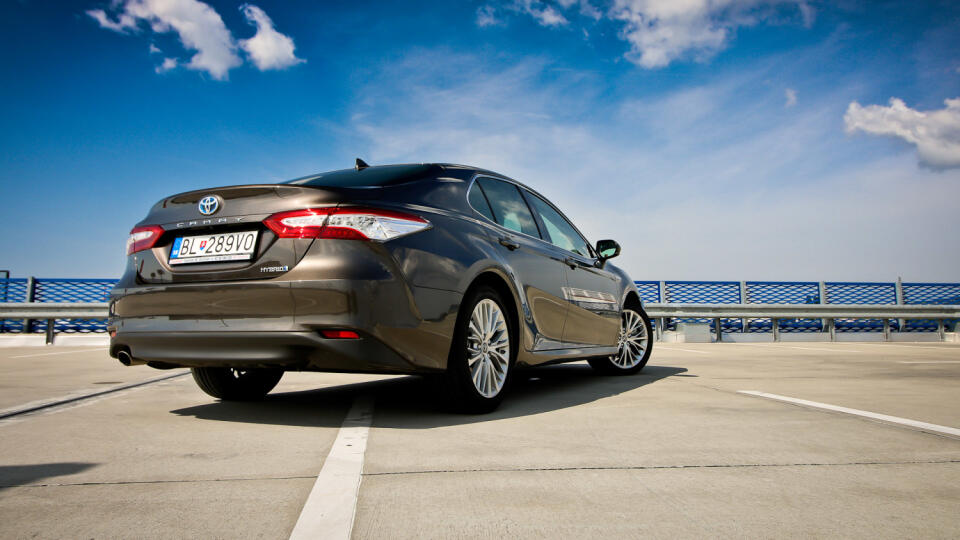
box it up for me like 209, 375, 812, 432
284, 164, 439, 188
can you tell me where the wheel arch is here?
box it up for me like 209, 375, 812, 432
623, 290, 644, 312
462, 270, 521, 329
450, 270, 524, 362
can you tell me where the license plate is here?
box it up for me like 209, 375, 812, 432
169, 231, 259, 265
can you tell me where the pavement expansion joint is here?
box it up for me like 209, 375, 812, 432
1, 475, 317, 489
361, 459, 960, 477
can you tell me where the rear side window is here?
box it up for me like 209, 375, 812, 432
467, 182, 495, 222
525, 192, 592, 257
476, 178, 540, 238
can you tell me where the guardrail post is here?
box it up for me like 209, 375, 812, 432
895, 277, 905, 333
0, 272, 7, 333
23, 276, 35, 334
45, 319, 55, 345
659, 280, 668, 337
714, 317, 722, 342
938, 319, 945, 342
739, 281, 749, 334
818, 281, 828, 336
826, 318, 836, 341
772, 318, 780, 341
656, 318, 663, 341
883, 319, 890, 341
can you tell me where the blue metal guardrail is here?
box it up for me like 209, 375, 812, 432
1, 278, 958, 335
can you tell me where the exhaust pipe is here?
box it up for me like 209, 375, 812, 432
116, 348, 146, 366
117, 350, 133, 366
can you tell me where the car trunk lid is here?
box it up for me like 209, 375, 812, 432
134, 184, 374, 284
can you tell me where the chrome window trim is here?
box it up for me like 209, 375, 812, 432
465, 173, 597, 261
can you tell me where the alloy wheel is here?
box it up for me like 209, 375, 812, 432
466, 298, 510, 398
611, 309, 648, 369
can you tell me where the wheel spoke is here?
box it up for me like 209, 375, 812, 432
472, 361, 484, 388
467, 350, 483, 367
468, 319, 481, 339
627, 312, 640, 335
486, 360, 495, 393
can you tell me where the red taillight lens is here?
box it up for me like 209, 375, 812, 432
320, 329, 360, 339
263, 207, 430, 241
263, 208, 332, 238
126, 225, 164, 255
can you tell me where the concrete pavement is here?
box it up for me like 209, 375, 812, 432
0, 342, 958, 538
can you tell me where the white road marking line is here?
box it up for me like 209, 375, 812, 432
899, 361, 960, 364
659, 347, 709, 354
0, 371, 188, 421
855, 343, 959, 350
733, 343, 864, 353
9, 347, 108, 359
289, 395, 374, 540
738, 391, 960, 438
778, 346, 861, 353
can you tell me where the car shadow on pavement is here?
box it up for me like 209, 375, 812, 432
170, 363, 686, 429
0, 462, 97, 490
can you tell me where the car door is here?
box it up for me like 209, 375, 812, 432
471, 177, 570, 350
522, 190, 621, 347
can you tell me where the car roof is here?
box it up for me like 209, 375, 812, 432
282, 161, 549, 201
283, 163, 444, 188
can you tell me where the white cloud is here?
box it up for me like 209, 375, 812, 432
238, 4, 304, 71
338, 51, 960, 280
578, 0, 602, 20
480, 0, 813, 68
784, 87, 797, 107
86, 8, 137, 32
87, 0, 240, 79
494, 1, 567, 27
520, 0, 568, 26
155, 57, 177, 73
87, 1, 303, 79
844, 97, 960, 170
149, 43, 161, 54
476, 5, 500, 27
610, 0, 813, 68
797, 0, 815, 27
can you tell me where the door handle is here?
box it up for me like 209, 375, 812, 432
498, 236, 520, 251
563, 257, 578, 269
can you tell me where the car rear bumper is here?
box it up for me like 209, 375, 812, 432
110, 329, 432, 373
109, 276, 461, 372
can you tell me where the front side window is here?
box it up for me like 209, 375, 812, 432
525, 193, 592, 257
476, 178, 540, 238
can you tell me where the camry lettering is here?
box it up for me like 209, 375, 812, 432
175, 217, 246, 228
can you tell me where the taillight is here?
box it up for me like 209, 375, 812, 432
263, 209, 331, 238
126, 225, 164, 255
320, 329, 360, 339
263, 207, 430, 241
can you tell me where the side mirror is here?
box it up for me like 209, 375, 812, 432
596, 239, 620, 262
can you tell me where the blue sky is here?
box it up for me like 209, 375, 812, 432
1, 0, 958, 281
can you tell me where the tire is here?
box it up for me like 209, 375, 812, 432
588, 307, 653, 375
191, 367, 284, 401
440, 285, 515, 413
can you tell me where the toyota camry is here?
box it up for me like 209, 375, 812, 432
109, 161, 654, 412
